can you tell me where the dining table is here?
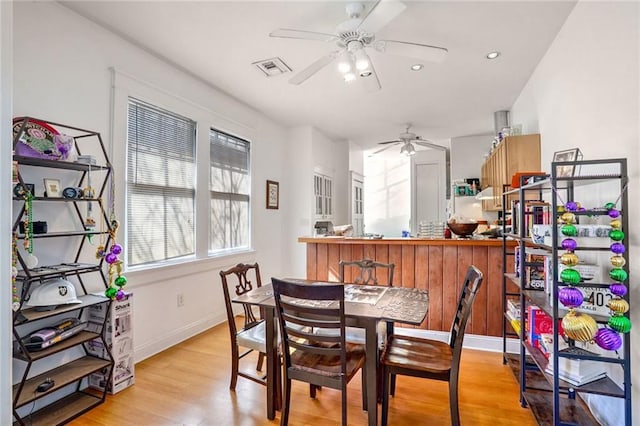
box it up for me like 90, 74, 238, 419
232, 279, 429, 426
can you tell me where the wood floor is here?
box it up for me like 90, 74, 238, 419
70, 321, 536, 426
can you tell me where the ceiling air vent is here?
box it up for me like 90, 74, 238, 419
253, 57, 291, 77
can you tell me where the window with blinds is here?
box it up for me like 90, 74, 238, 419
127, 98, 196, 266
209, 129, 250, 252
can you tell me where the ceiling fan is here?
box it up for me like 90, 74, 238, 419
372, 124, 447, 156
269, 0, 448, 91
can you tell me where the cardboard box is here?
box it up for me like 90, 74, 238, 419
87, 292, 134, 394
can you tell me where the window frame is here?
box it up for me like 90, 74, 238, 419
112, 69, 255, 273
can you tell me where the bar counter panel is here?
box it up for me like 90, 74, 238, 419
299, 237, 516, 337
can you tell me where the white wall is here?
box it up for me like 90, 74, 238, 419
12, 1, 292, 362
1, 2, 13, 424
511, 2, 639, 423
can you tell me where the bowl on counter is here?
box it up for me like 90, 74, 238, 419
447, 221, 478, 238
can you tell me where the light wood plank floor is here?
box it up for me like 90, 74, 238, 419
70, 321, 536, 425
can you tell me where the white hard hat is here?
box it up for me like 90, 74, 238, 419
25, 278, 81, 309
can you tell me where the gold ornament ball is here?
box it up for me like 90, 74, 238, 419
610, 255, 626, 268
561, 212, 576, 224
608, 298, 630, 314
561, 310, 598, 342
610, 219, 621, 229
561, 252, 579, 267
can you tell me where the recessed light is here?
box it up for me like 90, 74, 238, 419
411, 64, 423, 71
486, 51, 500, 60
359, 70, 372, 77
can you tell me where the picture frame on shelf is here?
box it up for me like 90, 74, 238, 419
553, 148, 583, 177
266, 180, 279, 209
43, 178, 61, 197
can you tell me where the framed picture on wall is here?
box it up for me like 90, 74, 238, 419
266, 180, 279, 209
553, 148, 583, 177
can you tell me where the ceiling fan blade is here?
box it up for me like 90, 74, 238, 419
371, 143, 397, 155
414, 140, 447, 151
357, 0, 407, 34
289, 50, 341, 85
269, 28, 338, 42
374, 39, 448, 63
359, 51, 381, 92
378, 139, 402, 145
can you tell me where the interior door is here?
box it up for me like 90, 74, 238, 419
350, 172, 364, 236
412, 149, 446, 233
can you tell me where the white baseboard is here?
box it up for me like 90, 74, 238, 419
395, 328, 520, 353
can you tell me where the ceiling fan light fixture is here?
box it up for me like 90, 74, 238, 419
400, 143, 416, 156
353, 49, 370, 71
343, 72, 357, 83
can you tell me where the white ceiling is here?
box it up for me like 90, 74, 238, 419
60, 0, 576, 150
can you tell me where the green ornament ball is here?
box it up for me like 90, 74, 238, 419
561, 224, 577, 237
610, 268, 628, 282
560, 268, 582, 284
105, 287, 118, 298
609, 229, 625, 241
115, 275, 128, 287
608, 315, 632, 334
605, 202, 616, 210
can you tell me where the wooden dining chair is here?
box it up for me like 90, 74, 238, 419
272, 278, 367, 426
219, 263, 267, 390
338, 258, 396, 398
339, 259, 395, 286
380, 265, 484, 426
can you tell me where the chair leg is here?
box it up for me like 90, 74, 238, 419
256, 351, 265, 371
381, 366, 390, 426
281, 378, 291, 426
449, 380, 460, 426
230, 344, 239, 390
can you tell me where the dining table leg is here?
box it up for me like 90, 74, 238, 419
365, 319, 378, 426
265, 306, 278, 420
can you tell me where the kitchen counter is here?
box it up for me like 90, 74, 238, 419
298, 236, 517, 337
298, 236, 510, 246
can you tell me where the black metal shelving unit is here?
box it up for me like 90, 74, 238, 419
501, 159, 632, 426
11, 117, 115, 425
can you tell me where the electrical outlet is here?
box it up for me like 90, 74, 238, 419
177, 293, 184, 307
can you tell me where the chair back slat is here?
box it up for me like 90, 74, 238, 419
448, 266, 484, 359
339, 259, 395, 286
272, 278, 348, 382
219, 263, 263, 336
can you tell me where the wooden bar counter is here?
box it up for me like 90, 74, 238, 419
298, 236, 517, 337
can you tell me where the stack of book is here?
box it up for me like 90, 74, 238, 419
506, 299, 521, 335
544, 347, 607, 386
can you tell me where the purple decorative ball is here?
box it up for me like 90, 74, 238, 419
594, 328, 622, 351
608, 208, 621, 218
562, 238, 577, 251
116, 289, 126, 301
610, 242, 626, 255
565, 201, 578, 212
105, 253, 118, 264
558, 287, 584, 308
609, 283, 628, 297
110, 243, 123, 255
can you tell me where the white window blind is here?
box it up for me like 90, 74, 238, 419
127, 98, 196, 266
209, 129, 250, 252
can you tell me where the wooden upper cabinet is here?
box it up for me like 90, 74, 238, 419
481, 134, 541, 211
